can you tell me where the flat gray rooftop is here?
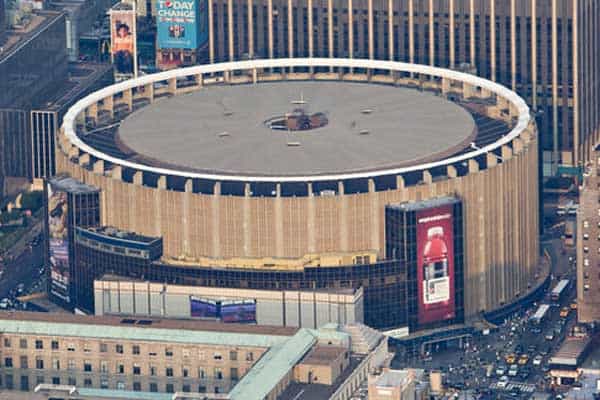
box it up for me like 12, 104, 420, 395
118, 81, 476, 177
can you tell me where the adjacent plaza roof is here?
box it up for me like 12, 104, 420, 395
117, 81, 475, 177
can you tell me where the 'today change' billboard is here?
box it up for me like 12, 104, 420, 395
156, 0, 208, 49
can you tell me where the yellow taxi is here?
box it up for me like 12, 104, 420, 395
518, 354, 529, 365
505, 354, 517, 364
560, 307, 570, 318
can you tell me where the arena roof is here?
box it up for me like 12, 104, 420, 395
117, 81, 476, 176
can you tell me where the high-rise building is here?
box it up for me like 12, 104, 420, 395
144, 0, 597, 173
577, 148, 600, 324
0, 0, 6, 36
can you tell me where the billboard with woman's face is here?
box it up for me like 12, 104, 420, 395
47, 184, 70, 303
110, 10, 136, 77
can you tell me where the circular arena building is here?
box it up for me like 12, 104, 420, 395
57, 59, 539, 330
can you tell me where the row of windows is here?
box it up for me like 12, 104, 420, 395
2, 374, 227, 394
2, 338, 253, 362
3, 356, 238, 379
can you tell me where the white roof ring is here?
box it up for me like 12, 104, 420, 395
62, 58, 531, 183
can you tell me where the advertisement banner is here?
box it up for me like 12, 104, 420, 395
190, 296, 218, 319
416, 204, 455, 325
156, 0, 208, 49
47, 184, 70, 303
110, 9, 136, 78
220, 299, 256, 323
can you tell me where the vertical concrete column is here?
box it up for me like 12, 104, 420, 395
486, 152, 498, 168
428, 0, 434, 66
348, 0, 353, 59
463, 83, 474, 99
328, 0, 334, 62
133, 171, 143, 185
144, 83, 154, 103
288, 0, 294, 59
208, 0, 214, 63
87, 103, 98, 121
228, 0, 234, 61
196, 74, 203, 88
243, 183, 251, 256
78, 153, 90, 166
468, 159, 479, 173
396, 175, 405, 190
423, 170, 433, 184
268, 0, 274, 59
531, 0, 537, 109
501, 145, 513, 160
308, 0, 314, 58
252, 68, 258, 83
275, 184, 283, 258
212, 182, 221, 258
469, 0, 475, 66
168, 78, 177, 95
247, 0, 254, 58
572, 0, 579, 165
338, 181, 348, 252
408, 0, 414, 64
104, 95, 114, 119
155, 176, 166, 237
447, 165, 457, 178
449, 0, 455, 68
551, 0, 558, 172
442, 78, 450, 95
93, 160, 104, 174
183, 179, 193, 257
368, 178, 379, 254
111, 165, 122, 180
307, 183, 316, 253
123, 88, 133, 111
510, 0, 516, 90
368, 0, 374, 59
387, 0, 394, 61
513, 138, 524, 155
489, 0, 496, 81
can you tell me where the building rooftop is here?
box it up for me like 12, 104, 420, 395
300, 345, 347, 366
49, 175, 100, 194
372, 369, 425, 388
549, 336, 592, 367
387, 196, 460, 212
79, 226, 162, 245
116, 81, 476, 177
0, 10, 64, 63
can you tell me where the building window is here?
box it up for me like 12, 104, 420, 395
198, 368, 205, 379
150, 365, 157, 376
83, 344, 91, 353
183, 384, 191, 392
20, 375, 28, 391
5, 374, 13, 389
100, 361, 108, 373
214, 368, 223, 380
3, 338, 10, 348
198, 351, 205, 360
117, 363, 125, 374
67, 343, 75, 352
584, 247, 589, 253
166, 367, 174, 377
132, 345, 140, 355
198, 385, 206, 393
20, 356, 28, 369
68, 377, 76, 386
19, 339, 27, 349
67, 359, 76, 370
165, 348, 173, 357
246, 352, 254, 362
231, 367, 239, 380
100, 379, 109, 389
213, 353, 222, 360
182, 348, 190, 358
100, 343, 107, 353
35, 376, 44, 385
166, 383, 174, 393
4, 357, 13, 368
84, 378, 93, 387
52, 377, 60, 385
117, 381, 125, 390
133, 382, 142, 391
35, 340, 43, 349
182, 366, 189, 377
84, 361, 92, 372
53, 359, 60, 370
150, 382, 158, 392
36, 358, 44, 370
51, 340, 59, 350
230, 350, 238, 361
116, 344, 124, 354
133, 364, 141, 375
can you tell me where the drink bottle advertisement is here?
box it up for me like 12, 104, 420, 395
416, 204, 455, 324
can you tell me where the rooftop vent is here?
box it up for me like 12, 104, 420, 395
361, 108, 373, 114
359, 129, 370, 135
217, 131, 230, 137
287, 142, 301, 147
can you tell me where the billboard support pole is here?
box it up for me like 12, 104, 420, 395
133, 0, 138, 78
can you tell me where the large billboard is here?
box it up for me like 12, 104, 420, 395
220, 300, 256, 323
47, 184, 70, 303
190, 296, 218, 319
156, 0, 208, 50
110, 8, 137, 79
416, 204, 455, 325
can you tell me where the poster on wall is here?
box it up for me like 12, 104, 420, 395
156, 0, 208, 50
416, 204, 455, 325
110, 7, 137, 80
47, 184, 70, 303
190, 296, 218, 319
220, 299, 256, 323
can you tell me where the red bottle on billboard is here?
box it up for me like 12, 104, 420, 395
422, 226, 450, 307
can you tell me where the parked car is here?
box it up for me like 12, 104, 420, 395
533, 355, 543, 366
